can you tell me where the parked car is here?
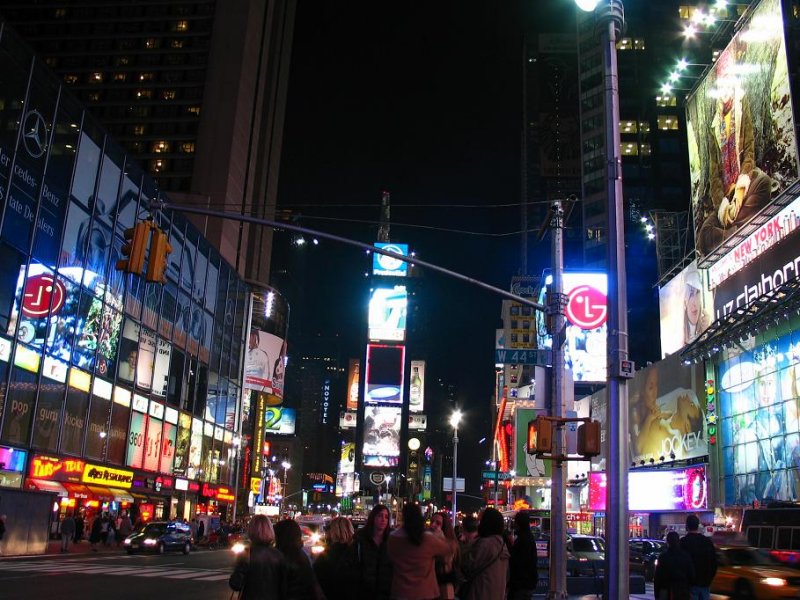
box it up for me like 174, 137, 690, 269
123, 521, 192, 555
629, 538, 666, 581
566, 535, 605, 576
712, 545, 800, 599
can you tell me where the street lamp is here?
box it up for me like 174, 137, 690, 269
385, 475, 392, 502
449, 410, 462, 524
231, 436, 242, 522
281, 461, 291, 515
574, 1, 630, 599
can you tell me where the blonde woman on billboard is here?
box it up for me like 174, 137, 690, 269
683, 269, 710, 345
634, 368, 672, 459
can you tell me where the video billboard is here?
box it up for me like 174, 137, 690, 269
346, 359, 360, 411
537, 272, 607, 382
362, 405, 401, 463
244, 287, 288, 398
719, 329, 800, 504
409, 360, 425, 413
368, 285, 407, 342
365, 344, 405, 404
658, 260, 715, 357
372, 242, 409, 277
588, 466, 708, 511
686, 0, 799, 258
264, 407, 296, 436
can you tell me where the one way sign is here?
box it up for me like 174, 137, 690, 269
495, 348, 552, 366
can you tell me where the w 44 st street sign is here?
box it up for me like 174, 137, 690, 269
495, 348, 551, 366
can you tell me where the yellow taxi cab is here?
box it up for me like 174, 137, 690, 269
712, 545, 800, 599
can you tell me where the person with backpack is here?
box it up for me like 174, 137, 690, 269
508, 511, 538, 600
352, 504, 393, 599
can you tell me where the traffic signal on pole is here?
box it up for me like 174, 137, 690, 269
527, 416, 553, 454
145, 228, 172, 283
116, 221, 152, 275
578, 420, 601, 457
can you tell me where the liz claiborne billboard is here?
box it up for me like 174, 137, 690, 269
686, 0, 799, 258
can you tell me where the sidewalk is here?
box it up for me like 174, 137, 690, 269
44, 538, 126, 556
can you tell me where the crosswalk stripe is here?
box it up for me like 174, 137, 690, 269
0, 561, 230, 582
193, 574, 230, 581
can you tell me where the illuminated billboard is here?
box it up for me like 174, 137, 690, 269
409, 360, 425, 413
537, 272, 607, 382
346, 359, 360, 410
264, 407, 296, 436
368, 285, 407, 342
362, 405, 401, 462
244, 288, 288, 398
372, 243, 409, 277
589, 466, 707, 511
658, 260, 714, 357
719, 329, 800, 504
686, 0, 799, 258
365, 344, 405, 404
514, 408, 550, 477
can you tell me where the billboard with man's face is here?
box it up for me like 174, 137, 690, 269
686, 0, 799, 258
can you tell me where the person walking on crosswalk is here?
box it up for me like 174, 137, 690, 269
60, 513, 76, 553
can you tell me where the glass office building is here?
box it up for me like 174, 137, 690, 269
0, 24, 251, 522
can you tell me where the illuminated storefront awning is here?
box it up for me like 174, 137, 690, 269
108, 488, 134, 503
61, 483, 93, 499
130, 492, 149, 501
86, 485, 116, 501
25, 478, 68, 497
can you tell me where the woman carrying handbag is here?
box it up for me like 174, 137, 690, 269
229, 515, 290, 599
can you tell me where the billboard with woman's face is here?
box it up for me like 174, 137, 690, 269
658, 261, 715, 357
686, 0, 799, 258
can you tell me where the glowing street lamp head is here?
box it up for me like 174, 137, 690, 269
669, 71, 680, 82
450, 410, 463, 429
677, 58, 689, 71
661, 83, 673, 95
281, 461, 291, 470
574, 0, 601, 11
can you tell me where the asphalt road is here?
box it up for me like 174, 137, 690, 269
0, 546, 235, 600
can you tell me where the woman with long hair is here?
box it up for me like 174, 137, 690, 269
430, 511, 460, 600
459, 508, 510, 600
508, 511, 538, 600
274, 518, 323, 600
352, 504, 393, 599
229, 515, 290, 599
313, 516, 358, 600
387, 503, 451, 600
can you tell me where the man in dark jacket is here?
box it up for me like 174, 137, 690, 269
679, 514, 717, 600
655, 531, 695, 600
508, 511, 538, 600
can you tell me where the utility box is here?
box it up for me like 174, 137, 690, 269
0, 488, 56, 556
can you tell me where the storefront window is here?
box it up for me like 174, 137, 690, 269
173, 412, 191, 475
85, 380, 112, 460
32, 357, 67, 450
61, 379, 89, 455
107, 387, 130, 465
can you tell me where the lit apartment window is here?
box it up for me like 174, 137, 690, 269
162, 90, 177, 100
44, 57, 57, 68
136, 89, 153, 100
617, 37, 632, 50
657, 115, 679, 131
633, 38, 646, 50
171, 39, 185, 49
53, 8, 67, 18
88, 92, 101, 102
712, 49, 721, 61
116, 56, 130, 66
90, 72, 104, 83
175, 20, 189, 32
114, 73, 127, 82
620, 120, 637, 134
641, 144, 652, 156
133, 125, 146, 135
152, 141, 170, 153
64, 74, 78, 84
187, 106, 201, 115
180, 142, 195, 153
139, 73, 154, 82
639, 121, 651, 133
145, 38, 159, 49
150, 159, 166, 173
621, 142, 639, 156
655, 95, 677, 107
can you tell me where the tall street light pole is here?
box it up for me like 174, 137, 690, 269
575, 1, 630, 597
450, 410, 462, 524
281, 460, 291, 516
232, 436, 242, 522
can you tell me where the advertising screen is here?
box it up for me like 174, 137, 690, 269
588, 466, 707, 511
515, 408, 550, 477
537, 272, 607, 382
719, 329, 800, 504
372, 242, 409, 277
339, 442, 356, 474
362, 405, 401, 459
365, 344, 405, 404
658, 261, 714, 357
264, 406, 296, 435
244, 329, 286, 396
409, 360, 425, 413
686, 0, 799, 259
368, 285, 407, 342
339, 411, 357, 429
346, 359, 360, 411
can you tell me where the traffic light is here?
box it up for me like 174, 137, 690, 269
116, 221, 152, 275
527, 416, 553, 454
578, 420, 601, 457
145, 228, 172, 283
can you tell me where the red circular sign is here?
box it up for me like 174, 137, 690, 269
22, 275, 66, 318
566, 285, 607, 330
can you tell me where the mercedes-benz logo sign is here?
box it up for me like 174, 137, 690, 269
22, 110, 47, 158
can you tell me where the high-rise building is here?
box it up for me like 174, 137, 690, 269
0, 0, 296, 286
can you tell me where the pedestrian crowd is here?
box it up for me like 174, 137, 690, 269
653, 514, 718, 600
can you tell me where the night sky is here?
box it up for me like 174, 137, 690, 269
275, 1, 568, 496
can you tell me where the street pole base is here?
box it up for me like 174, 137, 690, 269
545, 591, 568, 600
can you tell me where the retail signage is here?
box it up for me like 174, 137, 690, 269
201, 483, 217, 498
365, 344, 405, 404
339, 411, 357, 429
250, 477, 262, 495
372, 242, 409, 277
82, 464, 134, 488
362, 406, 401, 462
589, 466, 707, 511
537, 272, 607, 382
408, 414, 427, 431
687, 0, 798, 259
264, 407, 296, 435
22, 274, 66, 317
217, 486, 235, 502
30, 454, 85, 482
658, 261, 714, 357
174, 478, 189, 491
346, 359, 360, 411
368, 285, 408, 342
409, 360, 425, 413
244, 288, 288, 397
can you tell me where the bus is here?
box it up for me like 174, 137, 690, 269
741, 505, 800, 565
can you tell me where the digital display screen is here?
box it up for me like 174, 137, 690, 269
372, 243, 409, 277
365, 344, 404, 404
264, 407, 296, 435
368, 286, 407, 342
589, 466, 707, 511
362, 405, 401, 458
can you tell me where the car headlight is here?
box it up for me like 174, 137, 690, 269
231, 542, 246, 555
310, 532, 321, 544
143, 538, 157, 546
762, 577, 787, 587
123, 539, 131, 545
311, 544, 325, 555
